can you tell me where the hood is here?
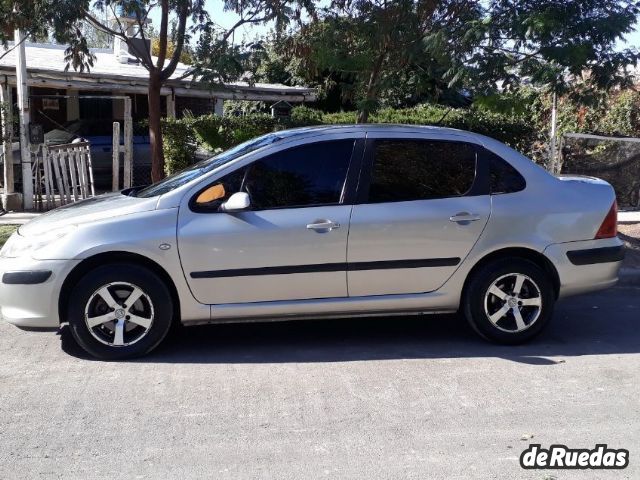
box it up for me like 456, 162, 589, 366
19, 192, 159, 237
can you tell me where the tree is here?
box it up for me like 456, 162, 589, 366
287, 0, 640, 123
287, 0, 483, 122
87, 0, 316, 181
0, 1, 93, 66
1, 0, 313, 181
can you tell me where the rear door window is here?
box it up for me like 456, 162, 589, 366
366, 140, 477, 203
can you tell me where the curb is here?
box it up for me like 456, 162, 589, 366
618, 268, 640, 286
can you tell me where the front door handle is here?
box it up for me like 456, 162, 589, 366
307, 219, 341, 232
449, 212, 481, 223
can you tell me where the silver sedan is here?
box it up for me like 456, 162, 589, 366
0, 125, 624, 359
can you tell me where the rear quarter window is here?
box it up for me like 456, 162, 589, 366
488, 151, 526, 194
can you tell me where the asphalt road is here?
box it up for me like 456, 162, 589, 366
1, 287, 639, 480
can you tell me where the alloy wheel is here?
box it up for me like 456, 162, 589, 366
483, 273, 542, 333
84, 282, 155, 347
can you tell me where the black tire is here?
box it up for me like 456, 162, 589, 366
67, 263, 174, 360
463, 258, 555, 345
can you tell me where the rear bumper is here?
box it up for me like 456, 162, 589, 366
544, 237, 624, 298
0, 256, 79, 328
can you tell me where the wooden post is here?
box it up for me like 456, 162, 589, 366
1, 83, 14, 195
15, 29, 33, 209
68, 147, 79, 202
50, 149, 65, 206
556, 134, 564, 175
77, 145, 89, 198
549, 91, 558, 174
214, 98, 224, 116
166, 92, 176, 118
42, 145, 53, 209
86, 145, 95, 197
112, 121, 120, 191
123, 97, 133, 188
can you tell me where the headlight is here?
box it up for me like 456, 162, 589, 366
0, 226, 77, 258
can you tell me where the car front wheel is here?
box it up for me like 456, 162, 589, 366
67, 263, 173, 360
463, 258, 555, 344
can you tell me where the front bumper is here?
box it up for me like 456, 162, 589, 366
0, 256, 79, 328
544, 237, 624, 298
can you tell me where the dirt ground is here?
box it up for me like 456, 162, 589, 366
618, 222, 640, 268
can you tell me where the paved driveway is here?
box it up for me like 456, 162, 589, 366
1, 287, 639, 479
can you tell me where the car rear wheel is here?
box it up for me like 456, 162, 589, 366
67, 263, 173, 360
463, 258, 555, 344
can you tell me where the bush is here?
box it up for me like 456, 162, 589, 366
290, 105, 324, 126
299, 105, 537, 156
597, 91, 640, 137
161, 118, 197, 175
189, 114, 278, 151
161, 104, 538, 174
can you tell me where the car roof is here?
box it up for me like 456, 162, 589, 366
278, 123, 467, 134
273, 123, 483, 142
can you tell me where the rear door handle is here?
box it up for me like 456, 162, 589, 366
449, 212, 481, 223
307, 219, 341, 231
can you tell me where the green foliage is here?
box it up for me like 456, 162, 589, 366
161, 105, 538, 174
161, 118, 197, 176
188, 114, 279, 151
293, 105, 537, 155
275, 0, 640, 122
224, 115, 280, 146
0, 0, 95, 71
597, 91, 640, 137
223, 100, 269, 116
162, 114, 281, 174
287, 1, 482, 121
289, 105, 324, 126
0, 226, 17, 249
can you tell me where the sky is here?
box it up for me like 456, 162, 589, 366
147, 0, 275, 43
148, 0, 640, 49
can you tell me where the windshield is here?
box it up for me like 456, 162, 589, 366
136, 133, 283, 198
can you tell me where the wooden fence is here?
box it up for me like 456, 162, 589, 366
34, 142, 95, 210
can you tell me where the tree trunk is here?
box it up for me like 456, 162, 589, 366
148, 72, 165, 182
356, 51, 385, 124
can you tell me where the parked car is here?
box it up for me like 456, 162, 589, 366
0, 125, 624, 359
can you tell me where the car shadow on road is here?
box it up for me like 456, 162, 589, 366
59, 287, 640, 365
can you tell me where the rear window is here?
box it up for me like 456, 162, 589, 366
367, 140, 477, 203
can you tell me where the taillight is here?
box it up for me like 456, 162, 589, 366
595, 200, 618, 239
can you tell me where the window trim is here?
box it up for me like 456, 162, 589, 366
189, 138, 365, 213
356, 138, 489, 205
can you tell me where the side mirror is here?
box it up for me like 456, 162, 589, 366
219, 192, 250, 212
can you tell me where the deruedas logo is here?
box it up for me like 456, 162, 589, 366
520, 444, 629, 469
